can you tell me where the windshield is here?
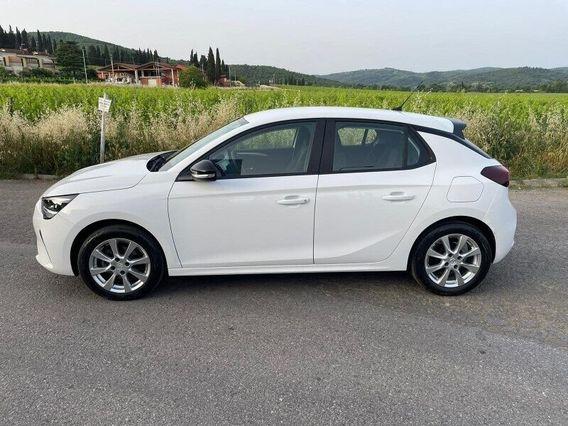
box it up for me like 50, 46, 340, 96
160, 117, 249, 171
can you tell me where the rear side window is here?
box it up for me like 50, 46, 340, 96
332, 121, 429, 172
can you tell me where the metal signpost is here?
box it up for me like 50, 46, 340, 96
98, 94, 112, 163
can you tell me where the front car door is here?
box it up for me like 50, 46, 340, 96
314, 119, 436, 264
169, 120, 324, 268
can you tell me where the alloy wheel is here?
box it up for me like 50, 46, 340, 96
424, 233, 482, 288
88, 238, 151, 294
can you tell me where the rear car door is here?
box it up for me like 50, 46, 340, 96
169, 120, 324, 268
314, 119, 436, 264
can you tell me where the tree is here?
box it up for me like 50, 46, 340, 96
56, 41, 83, 77
15, 27, 21, 49
21, 29, 28, 49
215, 48, 221, 80
7, 26, 15, 48
206, 47, 215, 83
36, 30, 43, 52
179, 66, 208, 88
103, 44, 111, 65
30, 35, 37, 51
42, 34, 51, 53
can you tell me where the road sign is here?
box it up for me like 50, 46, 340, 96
98, 94, 111, 163
98, 97, 112, 113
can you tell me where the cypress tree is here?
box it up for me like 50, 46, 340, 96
0, 26, 4, 48
37, 30, 43, 51
45, 34, 52, 53
30, 35, 37, 51
15, 27, 21, 49
215, 48, 221, 80
42, 34, 49, 52
103, 44, 111, 65
206, 47, 215, 83
21, 29, 28, 48
7, 26, 15, 48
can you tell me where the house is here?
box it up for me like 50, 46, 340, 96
0, 49, 55, 74
96, 63, 138, 84
97, 62, 187, 87
216, 74, 230, 87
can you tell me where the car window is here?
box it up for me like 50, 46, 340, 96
333, 122, 425, 172
160, 118, 249, 171
208, 122, 317, 178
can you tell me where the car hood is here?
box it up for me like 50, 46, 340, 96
43, 152, 161, 197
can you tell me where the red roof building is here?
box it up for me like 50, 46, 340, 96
97, 62, 187, 86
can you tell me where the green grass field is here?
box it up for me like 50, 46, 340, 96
1, 83, 568, 178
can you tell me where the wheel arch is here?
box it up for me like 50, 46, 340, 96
70, 219, 168, 276
406, 216, 496, 270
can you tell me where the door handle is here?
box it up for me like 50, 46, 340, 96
277, 196, 310, 206
382, 192, 415, 202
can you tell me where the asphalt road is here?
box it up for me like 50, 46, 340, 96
0, 180, 567, 424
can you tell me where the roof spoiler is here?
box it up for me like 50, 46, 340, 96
449, 118, 467, 138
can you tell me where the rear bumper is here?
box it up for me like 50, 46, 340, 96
485, 188, 517, 263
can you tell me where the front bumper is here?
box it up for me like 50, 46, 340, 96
33, 200, 76, 275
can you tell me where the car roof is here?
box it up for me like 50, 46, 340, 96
244, 107, 456, 134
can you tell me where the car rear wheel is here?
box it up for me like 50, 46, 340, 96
77, 225, 165, 300
411, 222, 492, 295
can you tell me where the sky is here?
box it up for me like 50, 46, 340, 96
2, 0, 568, 75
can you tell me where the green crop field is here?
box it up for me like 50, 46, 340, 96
1, 83, 568, 178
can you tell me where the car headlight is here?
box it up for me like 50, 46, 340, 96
41, 194, 78, 219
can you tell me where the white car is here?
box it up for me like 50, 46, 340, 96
33, 107, 516, 300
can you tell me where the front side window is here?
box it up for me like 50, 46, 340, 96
332, 121, 427, 172
207, 122, 317, 178
161, 118, 249, 170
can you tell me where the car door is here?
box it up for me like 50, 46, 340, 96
169, 120, 324, 268
314, 119, 436, 264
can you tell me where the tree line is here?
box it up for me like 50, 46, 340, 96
0, 25, 57, 54
1, 24, 230, 83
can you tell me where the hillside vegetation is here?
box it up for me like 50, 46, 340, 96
321, 67, 568, 91
0, 84, 567, 179
228, 64, 340, 86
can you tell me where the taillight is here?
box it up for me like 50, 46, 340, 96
481, 165, 510, 187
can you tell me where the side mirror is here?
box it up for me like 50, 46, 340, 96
190, 159, 218, 181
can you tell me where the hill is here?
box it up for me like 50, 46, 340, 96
228, 64, 340, 86
41, 31, 121, 48
320, 67, 568, 90
41, 31, 168, 65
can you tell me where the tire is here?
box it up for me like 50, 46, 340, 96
411, 222, 492, 296
77, 224, 166, 300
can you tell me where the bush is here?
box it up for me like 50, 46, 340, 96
21, 68, 56, 78
179, 66, 208, 89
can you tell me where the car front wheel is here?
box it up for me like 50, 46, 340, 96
411, 222, 492, 295
77, 225, 165, 300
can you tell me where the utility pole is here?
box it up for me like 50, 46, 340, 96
81, 47, 88, 83
110, 54, 115, 83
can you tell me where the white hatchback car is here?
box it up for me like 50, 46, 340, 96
34, 107, 516, 300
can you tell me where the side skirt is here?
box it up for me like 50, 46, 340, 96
168, 262, 406, 277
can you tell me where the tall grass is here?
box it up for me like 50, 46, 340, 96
1, 83, 567, 178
